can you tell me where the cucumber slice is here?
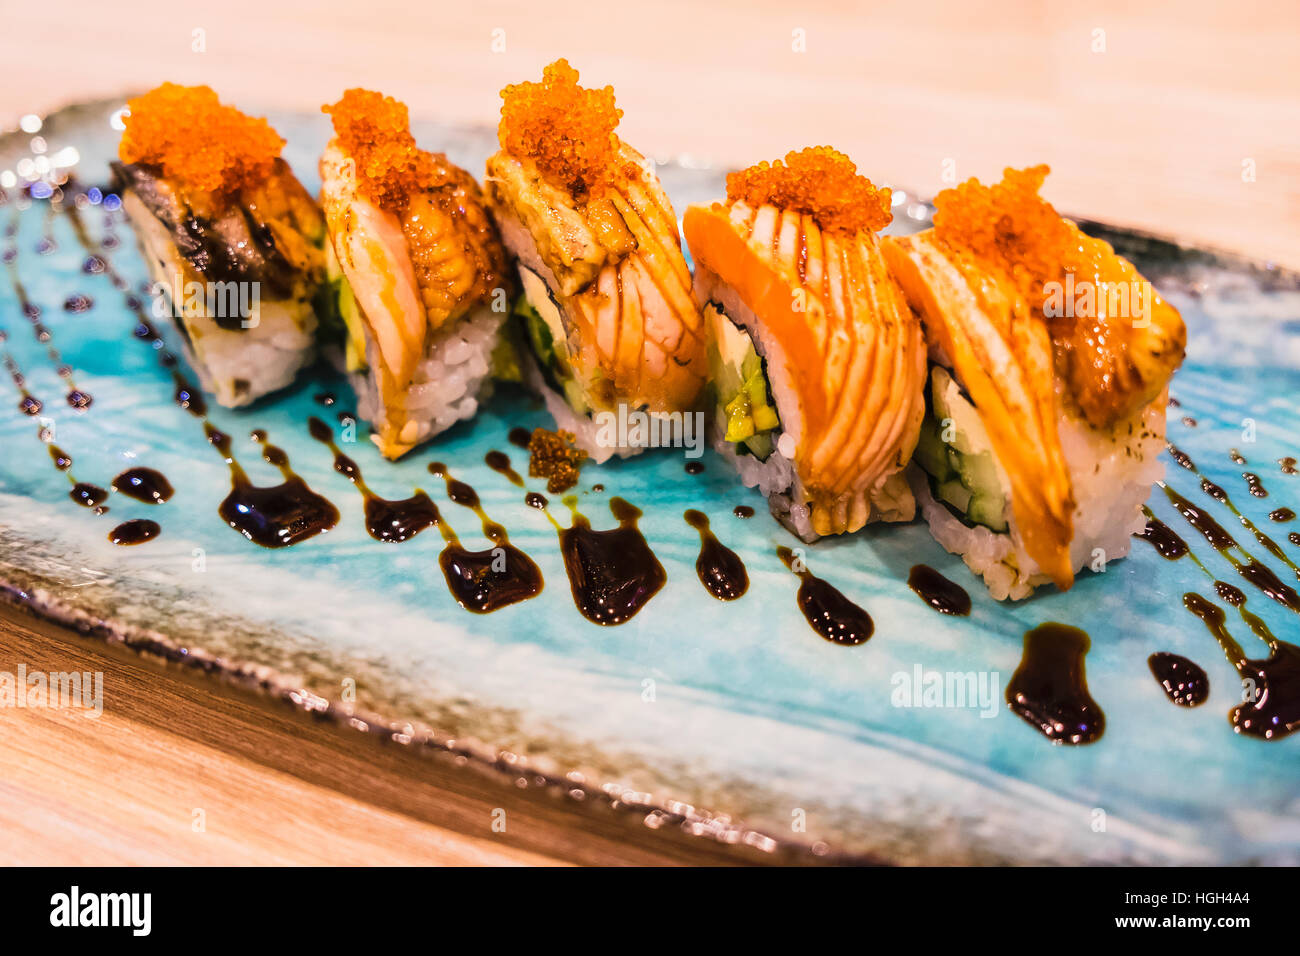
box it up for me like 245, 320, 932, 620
918, 365, 1011, 533
743, 432, 775, 459
967, 493, 1008, 532
936, 479, 973, 514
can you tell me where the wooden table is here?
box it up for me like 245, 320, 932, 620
0, 0, 1296, 866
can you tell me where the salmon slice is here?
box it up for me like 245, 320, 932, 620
319, 141, 427, 391
321, 89, 512, 459
485, 59, 706, 421
684, 199, 927, 537
882, 166, 1185, 589
884, 233, 1077, 589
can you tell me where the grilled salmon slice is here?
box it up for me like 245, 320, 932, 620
684, 147, 927, 537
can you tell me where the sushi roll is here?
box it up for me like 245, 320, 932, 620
113, 84, 326, 407
318, 89, 512, 459
683, 147, 927, 540
882, 166, 1186, 599
483, 59, 706, 462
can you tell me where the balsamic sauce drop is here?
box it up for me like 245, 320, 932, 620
426, 463, 543, 613
907, 565, 972, 616
1135, 514, 1189, 560
775, 546, 873, 646
684, 461, 704, 475
683, 510, 748, 600
1160, 485, 1300, 612
1182, 592, 1300, 740
1269, 508, 1295, 523
508, 427, 532, 449
545, 497, 665, 625
47, 444, 72, 471
733, 505, 755, 519
307, 416, 435, 543
108, 518, 161, 546
1243, 473, 1268, 498
1280, 457, 1297, 476
1005, 623, 1105, 745
484, 450, 523, 486
69, 482, 109, 513
1147, 652, 1209, 707
210, 424, 338, 548
111, 467, 173, 504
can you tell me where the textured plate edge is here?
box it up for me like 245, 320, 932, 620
0, 579, 870, 866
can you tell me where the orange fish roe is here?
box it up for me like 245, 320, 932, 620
324, 89, 441, 213
932, 165, 1077, 298
725, 147, 893, 235
499, 59, 624, 196
118, 83, 283, 197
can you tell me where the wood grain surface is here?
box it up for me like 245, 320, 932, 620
0, 0, 1296, 866
0, 602, 792, 866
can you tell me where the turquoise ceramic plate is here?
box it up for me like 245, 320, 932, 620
1, 101, 1297, 864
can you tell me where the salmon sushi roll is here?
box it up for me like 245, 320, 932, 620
883, 166, 1186, 599
683, 147, 928, 540
318, 89, 513, 460
113, 84, 326, 407
484, 59, 706, 462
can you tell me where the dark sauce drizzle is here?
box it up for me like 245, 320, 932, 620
775, 546, 873, 646
907, 564, 971, 616
208, 425, 338, 548
1146, 443, 1300, 611
426, 462, 543, 613
1182, 592, 1300, 740
7, 269, 93, 410
536, 496, 665, 625
111, 467, 173, 504
64, 199, 341, 549
1243, 473, 1268, 498
484, 450, 523, 486
508, 427, 531, 449
683, 510, 748, 600
1006, 623, 1105, 745
1271, 508, 1296, 523
0, 329, 43, 416
307, 416, 435, 543
36, 432, 109, 514
1162, 484, 1300, 613
1147, 652, 1209, 707
733, 505, 755, 519
108, 518, 161, 546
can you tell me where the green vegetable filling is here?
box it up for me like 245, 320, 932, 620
707, 304, 780, 460
917, 367, 1009, 532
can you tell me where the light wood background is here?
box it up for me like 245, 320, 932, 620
3, 0, 1298, 266
0, 0, 1297, 866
